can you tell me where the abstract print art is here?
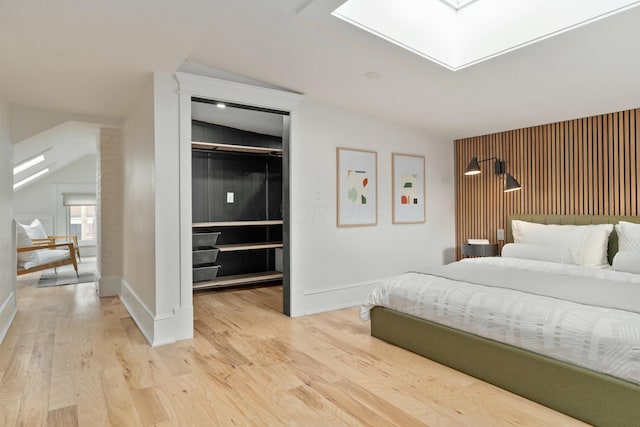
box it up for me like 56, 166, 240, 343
399, 173, 419, 206
337, 148, 377, 226
347, 169, 369, 205
392, 153, 425, 224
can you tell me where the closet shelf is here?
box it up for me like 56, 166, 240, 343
192, 141, 283, 155
193, 220, 283, 228
192, 271, 283, 290
217, 242, 282, 252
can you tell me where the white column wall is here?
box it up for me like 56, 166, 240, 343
119, 77, 157, 343
152, 72, 192, 344
0, 93, 16, 343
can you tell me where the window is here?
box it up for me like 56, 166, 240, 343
69, 205, 96, 241
63, 192, 97, 243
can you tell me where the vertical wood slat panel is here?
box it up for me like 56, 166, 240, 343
586, 117, 593, 215
455, 107, 640, 259
603, 114, 610, 215
595, 116, 602, 215
608, 113, 615, 215
631, 111, 638, 215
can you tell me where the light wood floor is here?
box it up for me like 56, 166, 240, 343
0, 277, 587, 427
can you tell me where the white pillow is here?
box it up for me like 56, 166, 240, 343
511, 220, 612, 268
20, 218, 48, 240
511, 220, 588, 264
581, 224, 614, 268
16, 223, 37, 262
612, 251, 640, 274
615, 221, 640, 253
501, 243, 573, 264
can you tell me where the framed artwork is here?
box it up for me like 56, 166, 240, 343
392, 153, 425, 224
336, 147, 377, 227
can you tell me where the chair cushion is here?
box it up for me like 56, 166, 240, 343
20, 248, 70, 270
16, 223, 37, 262
21, 218, 48, 240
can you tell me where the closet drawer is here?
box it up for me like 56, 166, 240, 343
192, 232, 220, 249
193, 248, 219, 265
193, 264, 221, 282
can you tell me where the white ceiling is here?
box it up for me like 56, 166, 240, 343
1, 0, 640, 140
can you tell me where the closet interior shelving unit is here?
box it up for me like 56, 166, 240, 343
191, 104, 285, 291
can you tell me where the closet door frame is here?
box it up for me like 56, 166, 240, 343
176, 72, 303, 317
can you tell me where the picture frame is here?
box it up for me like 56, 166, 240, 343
336, 147, 377, 227
392, 153, 426, 224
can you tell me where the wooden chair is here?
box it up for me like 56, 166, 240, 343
31, 235, 81, 262
17, 241, 79, 276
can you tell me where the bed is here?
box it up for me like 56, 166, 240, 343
363, 215, 640, 427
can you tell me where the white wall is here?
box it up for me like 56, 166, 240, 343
13, 154, 96, 216
10, 104, 121, 143
120, 77, 157, 343
291, 100, 455, 314
0, 93, 16, 343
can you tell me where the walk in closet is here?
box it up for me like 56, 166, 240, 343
190, 99, 286, 290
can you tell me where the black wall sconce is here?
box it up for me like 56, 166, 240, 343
464, 156, 521, 192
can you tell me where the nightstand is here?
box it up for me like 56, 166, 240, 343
461, 243, 499, 257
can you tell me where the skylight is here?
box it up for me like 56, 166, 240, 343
332, 0, 640, 70
14, 168, 50, 190
13, 154, 45, 175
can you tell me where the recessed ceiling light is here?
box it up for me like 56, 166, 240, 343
13, 168, 50, 190
364, 71, 380, 79
216, 102, 226, 109
13, 154, 45, 175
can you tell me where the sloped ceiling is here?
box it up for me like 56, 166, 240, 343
12, 122, 99, 190
1, 0, 640, 139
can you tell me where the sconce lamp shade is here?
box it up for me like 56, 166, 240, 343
504, 173, 522, 192
464, 157, 481, 175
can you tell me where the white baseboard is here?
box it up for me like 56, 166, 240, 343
119, 278, 193, 347
98, 275, 121, 297
0, 290, 17, 344
302, 279, 387, 316
119, 278, 155, 345
152, 305, 193, 346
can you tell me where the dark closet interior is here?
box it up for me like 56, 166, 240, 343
190, 102, 285, 290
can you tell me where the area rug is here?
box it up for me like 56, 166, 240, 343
37, 259, 97, 288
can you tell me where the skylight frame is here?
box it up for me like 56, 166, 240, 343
332, 0, 640, 71
439, 0, 480, 11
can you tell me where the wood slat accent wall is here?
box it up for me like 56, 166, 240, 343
455, 107, 640, 259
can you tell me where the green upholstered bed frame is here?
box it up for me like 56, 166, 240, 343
371, 307, 640, 427
370, 215, 640, 427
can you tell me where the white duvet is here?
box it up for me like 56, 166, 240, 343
361, 257, 640, 385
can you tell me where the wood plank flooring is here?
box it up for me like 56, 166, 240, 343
0, 276, 587, 426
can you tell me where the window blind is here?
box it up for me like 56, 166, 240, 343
62, 192, 96, 206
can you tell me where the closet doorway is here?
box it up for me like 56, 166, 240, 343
177, 73, 302, 319
188, 98, 291, 314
